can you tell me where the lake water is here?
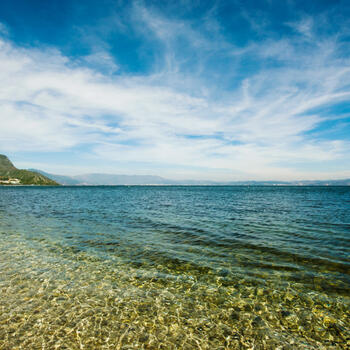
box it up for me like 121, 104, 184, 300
0, 186, 349, 349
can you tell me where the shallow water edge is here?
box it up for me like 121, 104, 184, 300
0, 186, 349, 349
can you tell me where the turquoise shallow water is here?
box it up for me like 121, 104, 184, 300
0, 186, 349, 349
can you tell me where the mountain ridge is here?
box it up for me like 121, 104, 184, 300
30, 168, 350, 186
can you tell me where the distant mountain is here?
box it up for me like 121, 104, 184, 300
0, 155, 59, 185
73, 173, 176, 185
30, 170, 177, 185
29, 169, 81, 185
31, 168, 350, 186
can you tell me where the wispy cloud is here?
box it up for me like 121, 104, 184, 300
0, 2, 349, 180
287, 16, 314, 38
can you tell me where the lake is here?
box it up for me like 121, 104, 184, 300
0, 186, 349, 349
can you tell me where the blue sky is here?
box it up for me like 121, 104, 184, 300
0, 0, 349, 180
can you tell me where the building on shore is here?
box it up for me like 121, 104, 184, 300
0, 178, 21, 184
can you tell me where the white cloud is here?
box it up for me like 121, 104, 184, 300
79, 51, 119, 74
287, 17, 314, 38
0, 10, 350, 180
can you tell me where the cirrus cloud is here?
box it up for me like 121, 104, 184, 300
0, 2, 349, 180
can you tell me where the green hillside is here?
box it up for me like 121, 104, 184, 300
0, 155, 59, 185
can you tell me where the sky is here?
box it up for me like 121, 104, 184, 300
0, 0, 349, 181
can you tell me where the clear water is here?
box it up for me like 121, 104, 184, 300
0, 186, 349, 349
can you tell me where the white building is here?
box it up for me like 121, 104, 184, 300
0, 178, 21, 184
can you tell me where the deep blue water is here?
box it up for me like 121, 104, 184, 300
0, 186, 349, 348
